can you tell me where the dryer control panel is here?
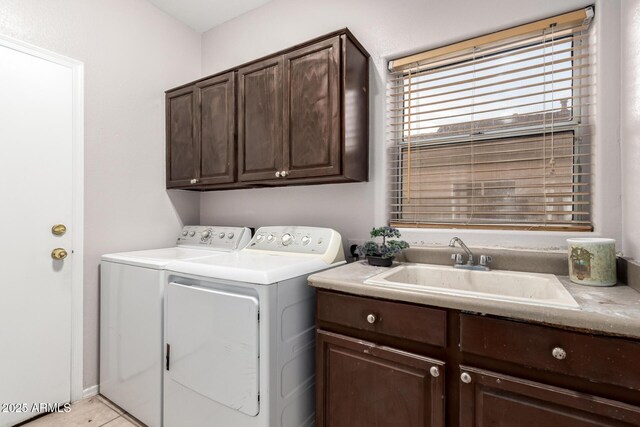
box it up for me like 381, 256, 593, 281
247, 226, 345, 263
177, 226, 252, 251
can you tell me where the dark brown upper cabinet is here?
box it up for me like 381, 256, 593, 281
166, 72, 236, 189
196, 73, 236, 186
282, 37, 341, 180
166, 86, 197, 188
166, 29, 369, 191
238, 56, 284, 182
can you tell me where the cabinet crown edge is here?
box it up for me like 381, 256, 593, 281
165, 28, 369, 93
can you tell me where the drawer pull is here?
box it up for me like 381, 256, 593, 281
429, 366, 440, 378
552, 347, 567, 360
366, 314, 377, 324
461, 372, 472, 384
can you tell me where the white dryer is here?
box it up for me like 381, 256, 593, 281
164, 226, 345, 427
100, 225, 251, 427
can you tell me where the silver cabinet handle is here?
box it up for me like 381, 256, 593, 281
460, 372, 472, 383
552, 347, 567, 360
275, 171, 281, 178
430, 366, 440, 378
366, 314, 377, 324
281, 170, 289, 177
190, 178, 198, 184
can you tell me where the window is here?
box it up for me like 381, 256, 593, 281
388, 7, 595, 231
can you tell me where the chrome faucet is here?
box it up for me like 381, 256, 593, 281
448, 237, 492, 271
449, 237, 475, 265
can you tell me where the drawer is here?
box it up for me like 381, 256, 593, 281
460, 314, 640, 391
316, 291, 447, 347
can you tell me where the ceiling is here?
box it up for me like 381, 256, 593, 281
148, 0, 272, 33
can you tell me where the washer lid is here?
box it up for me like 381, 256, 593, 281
167, 251, 344, 284
101, 247, 231, 269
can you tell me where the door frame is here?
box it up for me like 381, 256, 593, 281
0, 34, 85, 403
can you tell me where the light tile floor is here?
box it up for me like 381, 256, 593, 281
19, 395, 145, 427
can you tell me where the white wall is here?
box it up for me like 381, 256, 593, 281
621, 0, 640, 262
0, 0, 202, 389
199, 0, 622, 251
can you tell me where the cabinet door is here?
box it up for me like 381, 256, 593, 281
283, 37, 341, 179
196, 72, 236, 185
238, 56, 283, 182
459, 366, 640, 426
166, 86, 198, 188
316, 330, 445, 427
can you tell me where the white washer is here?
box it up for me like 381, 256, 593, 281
100, 225, 251, 427
164, 226, 345, 427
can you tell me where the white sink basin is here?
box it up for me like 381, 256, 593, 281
364, 264, 579, 309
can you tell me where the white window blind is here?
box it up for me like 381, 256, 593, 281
387, 7, 595, 231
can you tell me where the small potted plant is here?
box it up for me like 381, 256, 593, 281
356, 226, 409, 267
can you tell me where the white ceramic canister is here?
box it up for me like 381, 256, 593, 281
567, 238, 617, 286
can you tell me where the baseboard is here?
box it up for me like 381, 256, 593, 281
82, 385, 99, 399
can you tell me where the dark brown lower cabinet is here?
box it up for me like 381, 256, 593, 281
315, 290, 640, 426
316, 330, 445, 427
459, 366, 640, 426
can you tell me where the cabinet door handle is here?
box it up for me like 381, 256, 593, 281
366, 313, 377, 324
429, 366, 440, 378
460, 372, 472, 383
190, 178, 198, 184
281, 170, 289, 177
275, 171, 281, 178
552, 347, 567, 360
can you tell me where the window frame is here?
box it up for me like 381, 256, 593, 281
388, 12, 594, 232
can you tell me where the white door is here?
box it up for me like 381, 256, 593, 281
0, 41, 75, 427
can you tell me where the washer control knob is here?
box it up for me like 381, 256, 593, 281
301, 236, 311, 246
218, 232, 225, 239
282, 233, 294, 246
182, 231, 188, 236
267, 234, 276, 243
201, 230, 211, 239
256, 234, 265, 243
188, 231, 196, 237
227, 232, 234, 239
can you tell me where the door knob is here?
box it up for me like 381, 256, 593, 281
51, 224, 67, 236
51, 248, 68, 260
